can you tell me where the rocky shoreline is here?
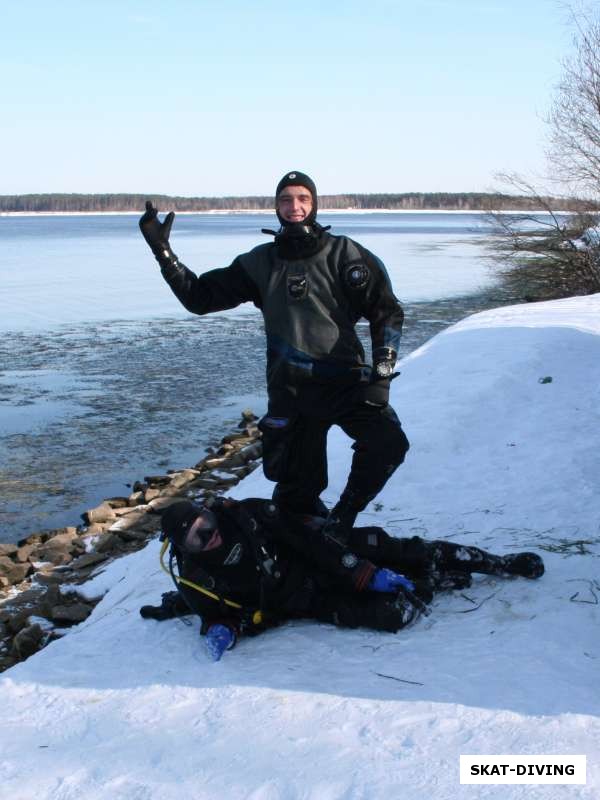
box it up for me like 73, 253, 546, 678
0, 411, 262, 672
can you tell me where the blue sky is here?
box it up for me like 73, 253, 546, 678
0, 0, 575, 195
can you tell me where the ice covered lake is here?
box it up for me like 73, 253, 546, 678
0, 211, 503, 541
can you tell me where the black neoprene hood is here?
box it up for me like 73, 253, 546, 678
275, 170, 318, 227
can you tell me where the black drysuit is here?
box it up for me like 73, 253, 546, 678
162, 498, 528, 638
160, 226, 409, 514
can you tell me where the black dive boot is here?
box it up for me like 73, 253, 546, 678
500, 552, 545, 579
429, 541, 545, 580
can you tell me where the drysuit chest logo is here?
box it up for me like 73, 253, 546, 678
287, 275, 309, 300
343, 262, 370, 290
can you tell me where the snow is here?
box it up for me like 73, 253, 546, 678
1, 294, 599, 799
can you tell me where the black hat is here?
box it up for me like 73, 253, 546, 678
161, 501, 204, 548
275, 170, 318, 226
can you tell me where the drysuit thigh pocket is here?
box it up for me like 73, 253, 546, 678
258, 414, 298, 481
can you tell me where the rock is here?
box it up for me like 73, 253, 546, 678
83, 522, 111, 535
17, 532, 47, 548
15, 544, 35, 563
128, 490, 146, 506
204, 456, 229, 469
104, 497, 129, 509
143, 475, 172, 487
148, 496, 197, 513
0, 543, 18, 558
109, 511, 159, 534
112, 505, 150, 517
0, 557, 32, 585
132, 481, 148, 493
241, 409, 257, 422
189, 476, 222, 490
221, 431, 251, 445
48, 603, 93, 625
82, 503, 116, 525
52, 526, 78, 537
30, 532, 83, 566
69, 552, 109, 570
144, 488, 161, 503
239, 442, 263, 462
168, 470, 200, 490
11, 624, 44, 660
217, 443, 235, 454
114, 528, 150, 543
94, 533, 121, 554
33, 571, 67, 587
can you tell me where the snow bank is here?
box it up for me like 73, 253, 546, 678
1, 295, 599, 799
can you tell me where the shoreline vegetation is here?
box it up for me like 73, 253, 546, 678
0, 191, 585, 214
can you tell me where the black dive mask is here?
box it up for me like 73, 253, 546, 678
182, 509, 220, 554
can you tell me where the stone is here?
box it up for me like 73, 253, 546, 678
11, 624, 45, 659
148, 496, 197, 513
31, 534, 79, 566
239, 442, 262, 462
114, 528, 149, 543
52, 527, 78, 537
128, 490, 146, 506
144, 488, 161, 503
17, 532, 47, 548
94, 533, 121, 554
204, 456, 229, 469
168, 470, 200, 490
143, 475, 171, 487
69, 552, 109, 570
33, 571, 66, 587
0, 543, 18, 557
83, 522, 111, 535
109, 512, 159, 534
15, 544, 35, 563
189, 476, 221, 490
82, 503, 116, 525
221, 431, 251, 445
112, 505, 150, 517
0, 557, 32, 585
48, 603, 93, 624
217, 443, 235, 454
104, 497, 129, 509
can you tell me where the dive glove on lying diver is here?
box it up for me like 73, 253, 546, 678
205, 624, 236, 662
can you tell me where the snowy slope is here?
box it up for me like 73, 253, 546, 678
1, 295, 599, 800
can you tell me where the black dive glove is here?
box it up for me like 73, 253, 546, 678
362, 348, 398, 407
139, 201, 177, 266
362, 377, 391, 407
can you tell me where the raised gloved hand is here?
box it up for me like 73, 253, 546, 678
368, 567, 415, 593
139, 200, 176, 263
205, 623, 236, 662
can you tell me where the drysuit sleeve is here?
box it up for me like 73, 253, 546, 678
160, 255, 261, 315
352, 243, 404, 369
244, 500, 376, 592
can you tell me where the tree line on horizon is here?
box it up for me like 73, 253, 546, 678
0, 191, 571, 213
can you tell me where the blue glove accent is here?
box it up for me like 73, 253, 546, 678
205, 624, 236, 662
368, 567, 415, 593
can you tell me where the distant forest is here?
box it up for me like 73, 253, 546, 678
0, 192, 568, 213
